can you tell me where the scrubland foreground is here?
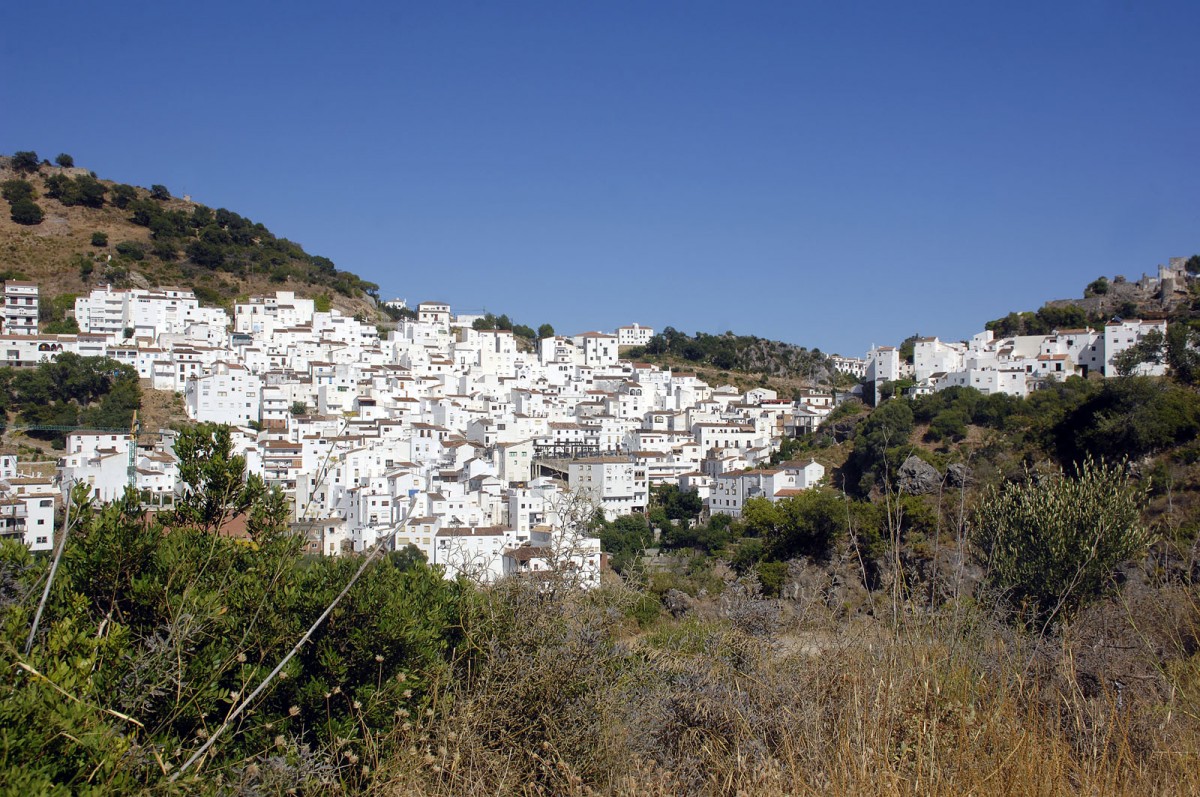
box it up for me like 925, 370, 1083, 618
2, 480, 1200, 796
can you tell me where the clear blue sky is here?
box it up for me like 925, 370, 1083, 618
3, 1, 1198, 355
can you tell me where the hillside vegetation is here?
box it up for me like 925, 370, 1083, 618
0, 151, 381, 315
5, 403, 1200, 793
626, 327, 842, 386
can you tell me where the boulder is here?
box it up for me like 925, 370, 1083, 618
947, 463, 972, 488
897, 455, 942, 495
662, 589, 695, 618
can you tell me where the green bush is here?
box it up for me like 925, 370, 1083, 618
626, 593, 662, 627
1054, 377, 1200, 464
91, 231, 108, 247
114, 240, 145, 261
10, 150, 39, 174
971, 458, 1153, 623
757, 561, 788, 597
9, 198, 43, 225
0, 427, 470, 790
1, 179, 34, 203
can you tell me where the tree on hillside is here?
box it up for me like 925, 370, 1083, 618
538, 323, 555, 339
115, 241, 146, 261
54, 153, 74, 168
10, 151, 39, 175
44, 173, 107, 207
740, 491, 847, 562
1054, 376, 1200, 465
150, 239, 179, 261
848, 398, 915, 494
150, 184, 170, 200
1166, 322, 1200, 385
72, 174, 107, 207
186, 239, 225, 268
595, 513, 654, 574
9, 198, 44, 225
110, 183, 137, 208
1, 179, 35, 204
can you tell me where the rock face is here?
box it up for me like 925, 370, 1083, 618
897, 455, 942, 495
947, 463, 972, 488
662, 589, 694, 618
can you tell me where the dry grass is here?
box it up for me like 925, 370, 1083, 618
370, 576, 1200, 796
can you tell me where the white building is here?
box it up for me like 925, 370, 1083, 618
574, 332, 619, 368
432, 525, 512, 582
417, 302, 452, 330
830, 355, 867, 379
0, 491, 56, 552
61, 431, 135, 502
75, 286, 206, 340
568, 457, 648, 521
3, 281, 39, 336
708, 461, 826, 518
234, 291, 316, 335
1104, 319, 1168, 377
184, 363, 263, 426
913, 337, 966, 382
616, 324, 654, 348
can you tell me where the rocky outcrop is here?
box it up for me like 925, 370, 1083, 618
947, 463, 972, 488
897, 455, 942, 495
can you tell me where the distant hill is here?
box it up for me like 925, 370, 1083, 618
625, 327, 843, 389
0, 151, 383, 318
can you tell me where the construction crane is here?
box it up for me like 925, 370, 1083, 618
7, 415, 156, 492
128, 410, 140, 491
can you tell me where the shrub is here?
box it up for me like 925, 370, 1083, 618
9, 198, 43, 225
1, 179, 34, 203
150, 239, 178, 261
971, 458, 1153, 624
10, 151, 39, 174
757, 560, 788, 597
54, 153, 74, 168
110, 183, 137, 208
1055, 377, 1200, 464
91, 231, 108, 247
114, 240, 145, 261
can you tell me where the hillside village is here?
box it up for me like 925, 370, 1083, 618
841, 257, 1192, 403
0, 269, 1183, 574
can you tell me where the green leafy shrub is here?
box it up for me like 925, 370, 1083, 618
114, 240, 146, 261
1, 179, 35, 203
9, 198, 43, 225
971, 458, 1153, 623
